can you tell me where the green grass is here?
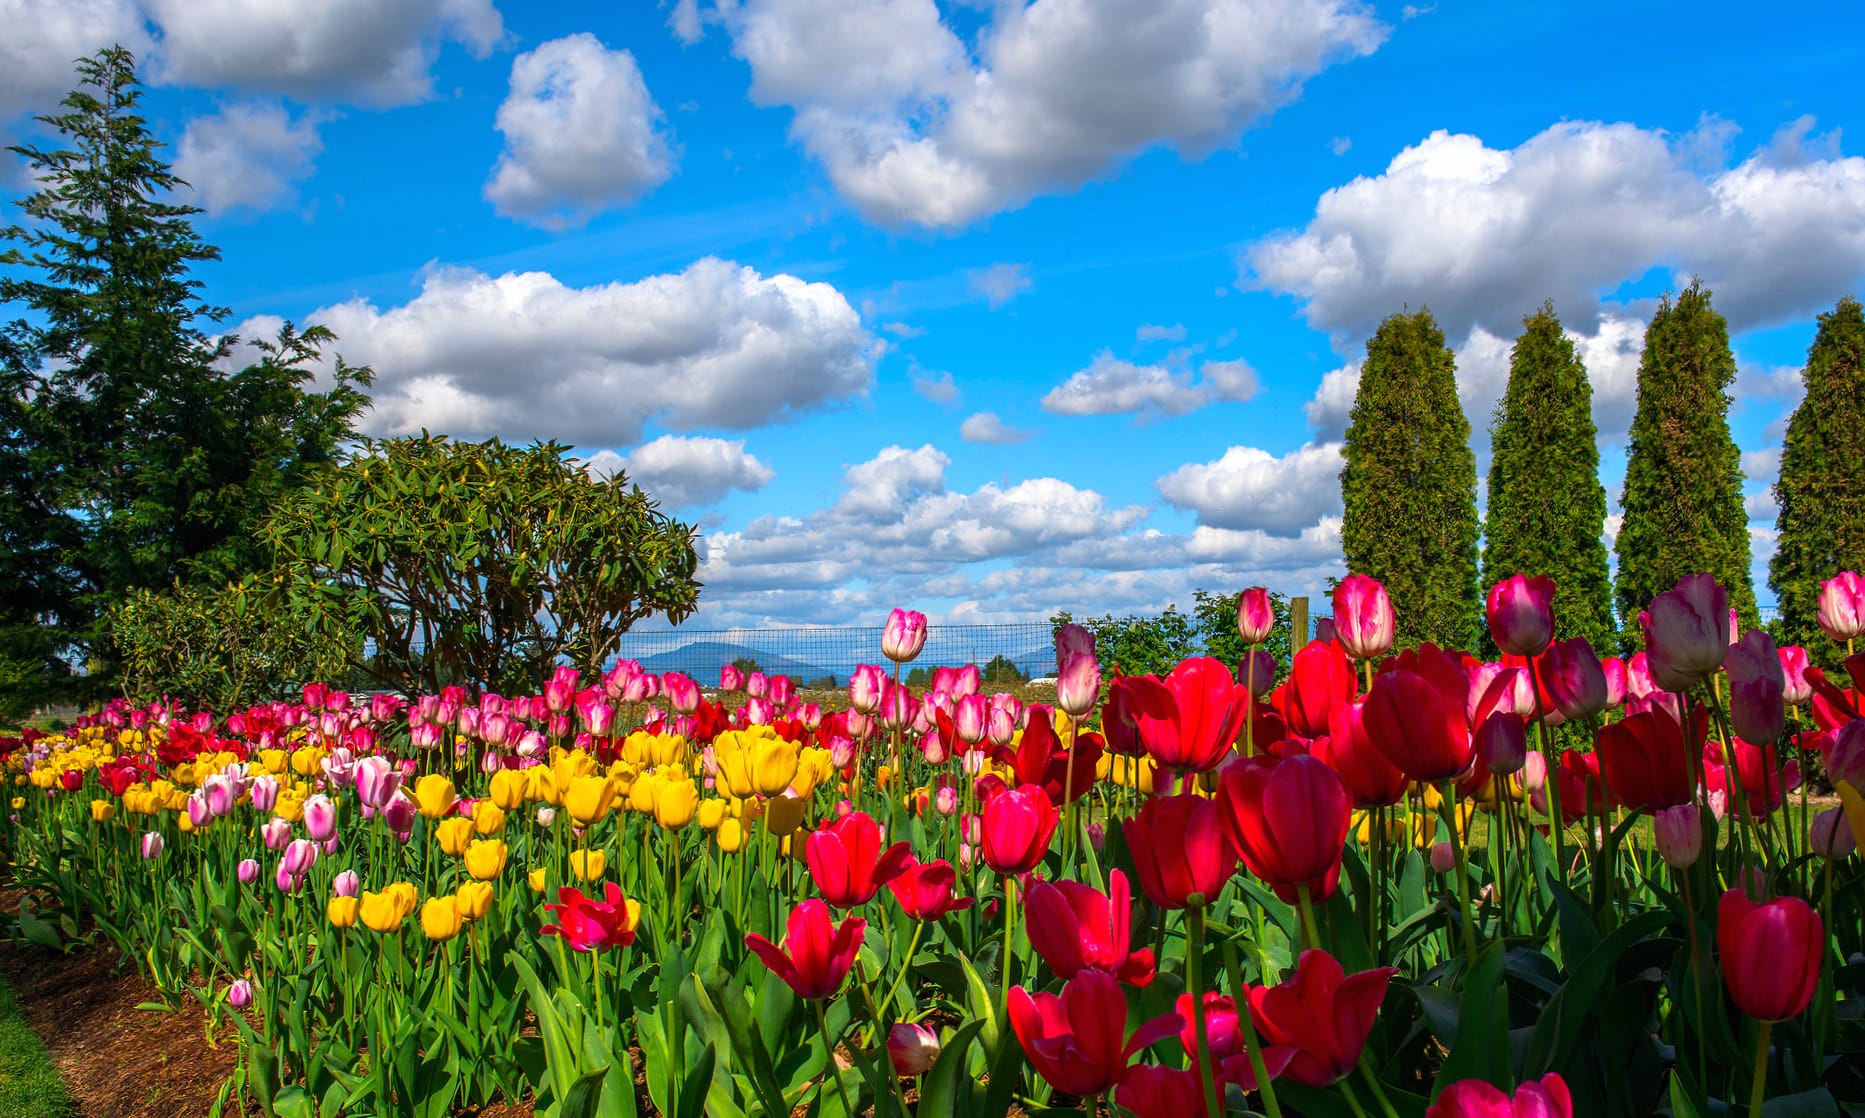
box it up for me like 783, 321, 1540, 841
0, 973, 72, 1118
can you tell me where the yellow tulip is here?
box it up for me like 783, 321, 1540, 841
273, 791, 306, 823
566, 775, 620, 825
386, 881, 419, 917
654, 779, 699, 830
173, 763, 198, 787
436, 816, 475, 856
90, 800, 116, 823
360, 890, 407, 933
697, 799, 728, 831
551, 751, 597, 796
420, 896, 463, 941
1420, 783, 1445, 811
1837, 780, 1865, 854
472, 800, 507, 835
455, 881, 494, 921
626, 771, 663, 815
177, 812, 196, 833
525, 766, 559, 806
488, 769, 527, 810
328, 896, 361, 928
527, 866, 548, 893
716, 818, 746, 853
570, 848, 606, 881
413, 774, 458, 819
621, 730, 689, 768
749, 738, 800, 797
290, 747, 323, 778
259, 749, 287, 774
762, 792, 809, 837
1353, 810, 1407, 846
8, 797, 22, 811
464, 838, 509, 881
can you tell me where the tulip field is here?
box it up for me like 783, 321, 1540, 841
3, 572, 1865, 1118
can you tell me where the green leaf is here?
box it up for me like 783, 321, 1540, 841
917, 1019, 984, 1117
1429, 939, 1510, 1098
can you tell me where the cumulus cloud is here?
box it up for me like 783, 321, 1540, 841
144, 0, 503, 105
702, 0, 1386, 227
174, 101, 322, 214
248, 256, 878, 445
959, 411, 1032, 444
604, 434, 775, 508
1157, 442, 1344, 535
910, 366, 958, 404
1042, 351, 1259, 420
485, 34, 675, 227
1247, 118, 1865, 341
967, 263, 1032, 308
1742, 447, 1782, 482
0, 0, 150, 122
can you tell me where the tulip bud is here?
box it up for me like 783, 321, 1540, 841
1520, 750, 1548, 795
303, 794, 337, 842
1055, 650, 1101, 719
1333, 574, 1395, 661
721, 664, 746, 691
849, 665, 887, 715
227, 979, 253, 1008
1085, 821, 1106, 850
1811, 807, 1856, 860
887, 1022, 941, 1076
986, 707, 1017, 747
333, 869, 361, 897
1652, 804, 1701, 869
1429, 842, 1456, 874
1236, 587, 1275, 645
933, 785, 959, 817
284, 838, 319, 876
237, 858, 260, 885
138, 833, 163, 865
883, 608, 929, 663
1725, 629, 1786, 745
1818, 571, 1865, 643
261, 817, 292, 850
1778, 646, 1812, 707
536, 806, 557, 827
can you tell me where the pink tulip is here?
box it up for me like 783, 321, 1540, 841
303, 794, 337, 842
1539, 638, 1608, 723
952, 664, 983, 697
283, 838, 318, 876
1725, 629, 1786, 744
1333, 574, 1395, 661
1811, 807, 1857, 859
888, 1022, 941, 1075
663, 672, 700, 713
1237, 587, 1275, 644
720, 664, 745, 691
187, 792, 213, 828
768, 674, 794, 707
1640, 574, 1732, 691
227, 979, 253, 1008
333, 869, 361, 897
354, 756, 401, 809
1818, 571, 1865, 643
249, 775, 279, 812
261, 817, 292, 850
141, 832, 164, 860
382, 796, 416, 835
1055, 648, 1101, 720
237, 858, 260, 885
1779, 646, 1812, 706
1427, 1074, 1572, 1118
849, 665, 887, 714
1652, 804, 1702, 869
1486, 574, 1555, 657
883, 608, 929, 662
745, 671, 769, 698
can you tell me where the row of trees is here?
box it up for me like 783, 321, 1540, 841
1342, 288, 1865, 659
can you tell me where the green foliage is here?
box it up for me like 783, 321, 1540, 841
110, 581, 356, 711
1614, 282, 1757, 635
1341, 309, 1481, 650
0, 47, 369, 712
730, 655, 763, 676
261, 435, 701, 695
0, 974, 72, 1118
1770, 297, 1865, 662
1191, 588, 1296, 670
981, 654, 1027, 684
1482, 304, 1617, 651
1049, 606, 1197, 678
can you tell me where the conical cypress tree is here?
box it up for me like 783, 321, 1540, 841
1481, 304, 1616, 650
1770, 296, 1865, 662
1341, 309, 1480, 649
1614, 281, 1758, 632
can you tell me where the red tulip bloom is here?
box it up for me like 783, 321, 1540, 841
1427, 1074, 1573, 1118
1246, 949, 1397, 1087
980, 783, 1059, 875
1703, 738, 1801, 817
1008, 968, 1181, 1097
1114, 1065, 1207, 1118
1364, 648, 1474, 782
804, 811, 913, 908
1717, 889, 1824, 1022
994, 707, 1102, 805
1595, 707, 1701, 812
1024, 869, 1155, 986
744, 899, 864, 1000
1544, 751, 1607, 826
1172, 991, 1295, 1090
1536, 638, 1608, 724
541, 883, 641, 952
1281, 640, 1358, 739
1219, 755, 1352, 904
1123, 792, 1239, 909
1487, 574, 1555, 657
887, 857, 974, 920
1313, 699, 1407, 807
1128, 658, 1251, 773
58, 768, 83, 792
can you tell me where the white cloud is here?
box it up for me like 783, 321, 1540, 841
880, 321, 925, 338
174, 101, 322, 214
705, 0, 1386, 227
1157, 442, 1344, 535
967, 262, 1031, 308
1329, 135, 1351, 155
0, 0, 150, 123
1745, 490, 1779, 521
1742, 447, 1782, 481
609, 434, 775, 509
144, 0, 503, 105
485, 34, 675, 227
1304, 361, 1360, 440
1137, 323, 1187, 343
910, 366, 959, 404
669, 0, 704, 43
1247, 118, 1865, 341
959, 411, 1032, 444
254, 256, 878, 445
1043, 351, 1259, 420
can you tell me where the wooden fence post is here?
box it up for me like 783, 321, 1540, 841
1290, 596, 1309, 655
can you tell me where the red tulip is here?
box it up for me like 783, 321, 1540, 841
1123, 792, 1238, 909
1246, 949, 1396, 1086
1008, 968, 1181, 1097
1100, 675, 1165, 756
804, 811, 912, 908
1237, 587, 1276, 645
541, 883, 641, 952
1114, 1065, 1208, 1118
1024, 869, 1155, 986
58, 768, 83, 792
1537, 638, 1608, 723
1818, 571, 1865, 643
1717, 889, 1823, 1021
1486, 574, 1555, 657
1171, 992, 1295, 1090
1129, 658, 1251, 773
887, 857, 975, 920
1219, 755, 1352, 903
1282, 640, 1358, 739
1601, 656, 1627, 709
1313, 699, 1407, 807
1333, 574, 1395, 661
994, 707, 1102, 805
1640, 574, 1731, 691
1427, 1073, 1573, 1118
1703, 738, 1801, 817
1540, 751, 1607, 826
1595, 707, 1701, 812
1725, 629, 1786, 744
979, 783, 1058, 875
744, 899, 864, 1000
1364, 647, 1473, 782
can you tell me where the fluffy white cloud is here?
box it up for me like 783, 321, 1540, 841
959, 411, 1032, 444
0, 0, 149, 122
1248, 118, 1865, 341
836, 444, 949, 520
1043, 351, 1259, 420
174, 101, 322, 214
1157, 442, 1343, 535
144, 0, 503, 105
910, 366, 958, 404
704, 0, 1386, 227
485, 34, 675, 227
1136, 323, 1187, 343
1742, 447, 1782, 482
967, 263, 1031, 308
256, 256, 878, 445
602, 434, 775, 509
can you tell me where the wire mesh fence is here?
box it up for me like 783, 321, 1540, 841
613, 622, 1059, 688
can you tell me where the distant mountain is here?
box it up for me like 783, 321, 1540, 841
631, 641, 841, 684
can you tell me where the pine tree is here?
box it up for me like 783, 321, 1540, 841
1614, 281, 1757, 632
1341, 309, 1481, 650
1770, 297, 1865, 662
1481, 304, 1616, 650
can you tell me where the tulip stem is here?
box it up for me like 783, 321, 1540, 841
880, 920, 925, 1013
1296, 882, 1323, 953
1222, 941, 1283, 1118
1356, 1054, 1401, 1118
815, 999, 857, 1118
1749, 1020, 1773, 1114
1440, 782, 1479, 961
1186, 906, 1223, 1118
1525, 656, 1565, 877
1339, 1079, 1371, 1118
1001, 874, 1019, 1023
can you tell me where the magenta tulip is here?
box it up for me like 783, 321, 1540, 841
1486, 574, 1555, 657
1333, 574, 1395, 661
1818, 571, 1865, 643
1237, 587, 1275, 644
1640, 574, 1732, 691
882, 608, 928, 662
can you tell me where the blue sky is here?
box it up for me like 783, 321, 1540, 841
6, 0, 1864, 626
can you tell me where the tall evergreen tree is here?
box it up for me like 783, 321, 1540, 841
1341, 309, 1481, 650
1614, 281, 1757, 633
0, 47, 370, 711
1770, 297, 1865, 661
1481, 304, 1616, 650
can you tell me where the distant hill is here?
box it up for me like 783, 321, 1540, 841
631, 641, 841, 684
